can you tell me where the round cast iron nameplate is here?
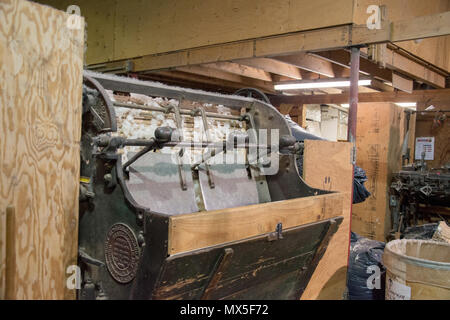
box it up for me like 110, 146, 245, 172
105, 223, 140, 284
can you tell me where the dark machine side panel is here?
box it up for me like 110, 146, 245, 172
149, 217, 342, 300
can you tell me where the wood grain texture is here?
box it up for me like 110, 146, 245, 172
0, 207, 6, 299
415, 101, 449, 169
352, 103, 410, 241
37, 0, 354, 64
353, 0, 450, 72
0, 0, 84, 299
301, 141, 353, 300
168, 193, 344, 255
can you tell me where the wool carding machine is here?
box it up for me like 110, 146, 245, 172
78, 71, 344, 300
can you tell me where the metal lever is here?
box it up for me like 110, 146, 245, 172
192, 107, 215, 189
79, 248, 105, 267
167, 101, 187, 191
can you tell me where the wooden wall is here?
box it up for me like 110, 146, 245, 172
301, 141, 353, 300
37, 0, 355, 64
352, 103, 412, 242
0, 0, 84, 299
354, 0, 450, 72
415, 101, 450, 169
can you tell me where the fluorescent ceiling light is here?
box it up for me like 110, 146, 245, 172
341, 104, 350, 108
274, 80, 372, 91
395, 102, 417, 108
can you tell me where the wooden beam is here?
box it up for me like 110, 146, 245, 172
150, 70, 275, 93
296, 105, 306, 127
271, 88, 450, 105
313, 50, 393, 82
392, 73, 413, 93
139, 73, 237, 94
175, 65, 274, 92
203, 62, 272, 82
273, 53, 336, 78
168, 193, 344, 255
315, 48, 446, 88
384, 49, 446, 88
353, 11, 450, 45
279, 104, 294, 115
96, 11, 450, 76
235, 58, 303, 80
368, 79, 393, 92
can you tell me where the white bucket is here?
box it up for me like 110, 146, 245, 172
382, 239, 450, 300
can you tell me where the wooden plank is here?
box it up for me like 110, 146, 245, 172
384, 49, 446, 88
168, 193, 344, 255
204, 62, 273, 82
352, 103, 409, 241
270, 88, 450, 105
353, 0, 450, 72
0, 0, 84, 299
298, 106, 307, 127
189, 42, 255, 66
150, 70, 275, 94
38, 0, 114, 64
301, 141, 353, 300
254, 25, 351, 57
236, 58, 303, 79
38, 0, 355, 64
352, 11, 450, 45
279, 104, 294, 115
175, 65, 275, 92
274, 53, 336, 78
313, 50, 393, 82
392, 73, 413, 93
391, 11, 450, 43
134, 51, 189, 72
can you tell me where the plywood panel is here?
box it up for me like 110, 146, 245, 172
168, 193, 344, 255
301, 141, 353, 300
352, 103, 408, 241
37, 0, 354, 64
354, 0, 450, 72
36, 0, 114, 64
415, 102, 450, 169
0, 0, 84, 299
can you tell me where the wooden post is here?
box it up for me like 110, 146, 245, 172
296, 105, 306, 128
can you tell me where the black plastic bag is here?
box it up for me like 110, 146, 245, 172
347, 232, 386, 300
353, 166, 371, 204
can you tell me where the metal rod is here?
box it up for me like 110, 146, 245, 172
123, 144, 155, 172
113, 101, 242, 121
347, 47, 360, 144
346, 47, 360, 271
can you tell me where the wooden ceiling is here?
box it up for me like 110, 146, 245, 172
103, 46, 449, 103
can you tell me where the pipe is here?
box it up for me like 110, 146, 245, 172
347, 47, 360, 144
113, 102, 242, 121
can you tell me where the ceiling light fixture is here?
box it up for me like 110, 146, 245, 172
395, 102, 417, 108
274, 79, 372, 91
